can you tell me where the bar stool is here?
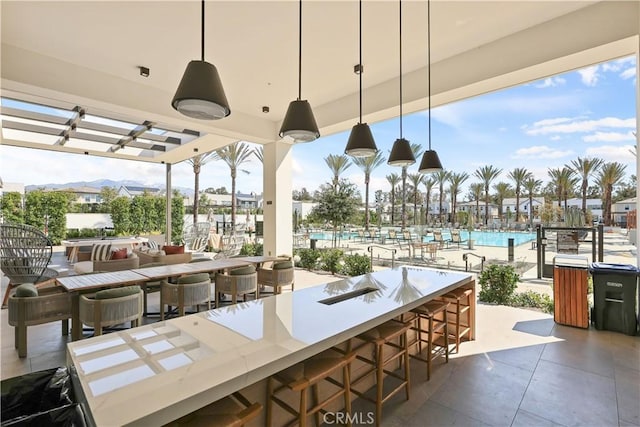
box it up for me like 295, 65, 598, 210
439, 287, 473, 353
349, 320, 412, 427
410, 300, 450, 380
266, 351, 356, 427
168, 392, 261, 426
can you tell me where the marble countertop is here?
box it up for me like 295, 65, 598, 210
67, 266, 473, 426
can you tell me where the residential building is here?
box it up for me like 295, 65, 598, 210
117, 185, 161, 198
502, 197, 546, 222
47, 186, 102, 204
612, 197, 636, 227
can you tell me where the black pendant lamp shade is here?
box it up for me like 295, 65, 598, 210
418, 0, 443, 173
280, 99, 320, 143
172, 0, 230, 120
172, 60, 230, 120
418, 149, 442, 173
346, 122, 377, 157
388, 0, 414, 167
345, 0, 377, 157
280, 0, 320, 143
388, 137, 415, 166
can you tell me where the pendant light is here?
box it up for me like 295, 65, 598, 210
345, 0, 378, 157
388, 0, 415, 167
419, 0, 443, 173
172, 0, 230, 120
280, 0, 320, 143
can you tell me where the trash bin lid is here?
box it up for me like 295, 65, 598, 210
588, 262, 639, 275
554, 255, 589, 268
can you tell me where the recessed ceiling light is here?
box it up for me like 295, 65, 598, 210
138, 66, 150, 77
262, 106, 270, 113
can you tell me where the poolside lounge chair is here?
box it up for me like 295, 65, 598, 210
431, 230, 451, 249
450, 230, 468, 248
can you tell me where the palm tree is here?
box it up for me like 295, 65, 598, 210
507, 167, 531, 223
187, 152, 217, 225
568, 157, 603, 216
493, 182, 512, 221
399, 143, 423, 229
434, 170, 451, 224
254, 146, 263, 163
423, 177, 435, 225
523, 176, 542, 226
212, 142, 254, 227
469, 183, 484, 223
448, 172, 469, 225
549, 167, 577, 213
352, 151, 386, 230
597, 162, 627, 226
386, 173, 401, 225
407, 173, 424, 225
474, 165, 502, 225
324, 154, 351, 187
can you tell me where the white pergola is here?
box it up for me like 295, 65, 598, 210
1, 1, 639, 256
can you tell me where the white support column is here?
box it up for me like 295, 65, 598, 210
263, 140, 293, 256
166, 163, 172, 246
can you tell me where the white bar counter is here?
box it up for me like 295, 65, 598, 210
67, 266, 474, 426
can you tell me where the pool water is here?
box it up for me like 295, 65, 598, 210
436, 231, 536, 247
309, 231, 358, 241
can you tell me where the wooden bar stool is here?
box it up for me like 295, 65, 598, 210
349, 320, 412, 427
439, 287, 473, 353
410, 300, 450, 380
266, 351, 356, 427
167, 392, 262, 426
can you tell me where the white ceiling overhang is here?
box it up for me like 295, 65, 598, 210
1, 1, 638, 164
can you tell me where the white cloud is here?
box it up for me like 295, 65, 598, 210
620, 67, 636, 80
511, 145, 573, 159
578, 65, 600, 86
430, 104, 464, 128
585, 145, 636, 163
535, 77, 566, 88
528, 117, 573, 128
498, 127, 508, 132
524, 117, 636, 136
550, 135, 562, 141
582, 131, 636, 143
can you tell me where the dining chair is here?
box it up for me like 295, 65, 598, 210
160, 273, 211, 319
79, 286, 143, 336
215, 266, 258, 307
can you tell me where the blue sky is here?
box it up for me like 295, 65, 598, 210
1, 55, 637, 199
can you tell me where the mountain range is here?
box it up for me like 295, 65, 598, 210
25, 179, 194, 196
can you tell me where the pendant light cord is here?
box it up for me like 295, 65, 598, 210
399, 0, 403, 139
201, 0, 205, 61
427, 0, 432, 150
298, 0, 303, 100
358, 0, 363, 123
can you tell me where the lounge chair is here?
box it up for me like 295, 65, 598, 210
450, 230, 468, 248
431, 230, 451, 249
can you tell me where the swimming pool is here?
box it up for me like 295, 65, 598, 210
308, 231, 358, 241
435, 231, 536, 247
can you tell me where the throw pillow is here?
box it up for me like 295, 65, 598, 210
230, 265, 256, 276
91, 244, 112, 261
110, 248, 128, 260
15, 283, 38, 297
146, 240, 159, 250
163, 245, 185, 255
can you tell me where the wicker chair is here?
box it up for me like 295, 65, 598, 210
215, 266, 258, 307
257, 261, 295, 295
183, 222, 211, 253
0, 223, 59, 307
160, 273, 211, 319
79, 286, 143, 336
8, 285, 72, 357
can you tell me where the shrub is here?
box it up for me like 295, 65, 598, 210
296, 248, 320, 270
239, 243, 263, 256
340, 254, 371, 277
320, 249, 344, 274
509, 291, 554, 314
478, 264, 519, 304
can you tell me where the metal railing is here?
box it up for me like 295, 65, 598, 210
367, 245, 397, 271
462, 252, 486, 272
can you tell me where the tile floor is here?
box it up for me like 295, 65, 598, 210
1, 262, 639, 426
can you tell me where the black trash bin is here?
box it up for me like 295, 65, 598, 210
310, 238, 317, 250
589, 263, 639, 336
